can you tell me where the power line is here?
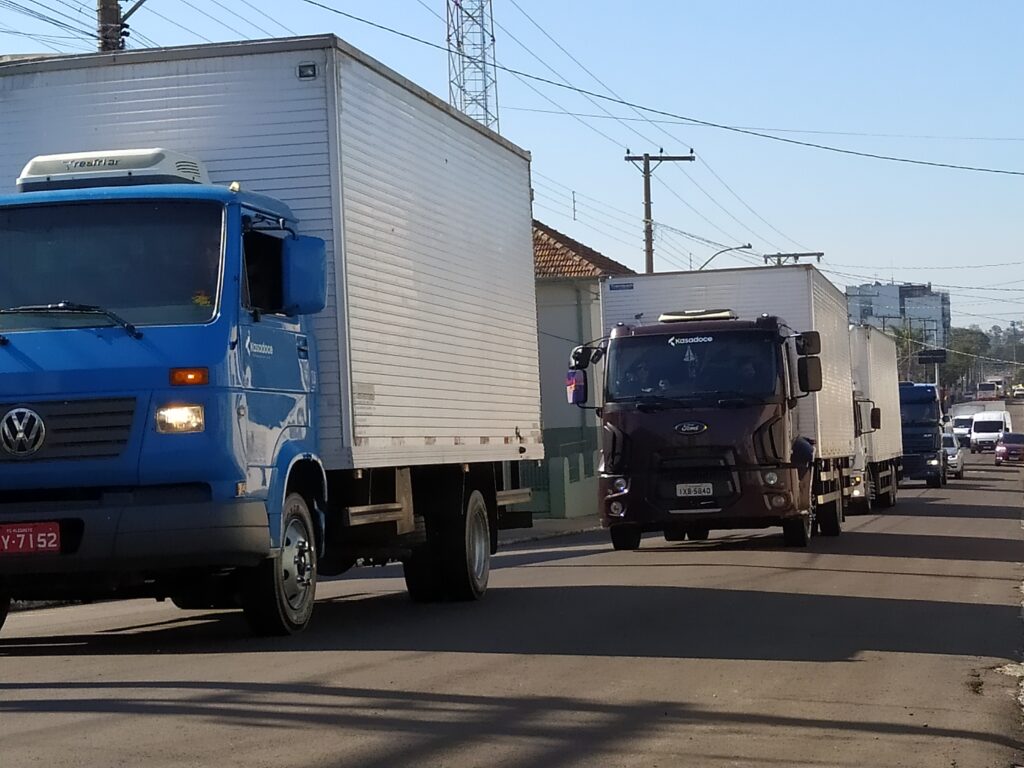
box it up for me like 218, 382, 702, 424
296, 1, 1024, 178
233, 0, 296, 35
138, 3, 212, 43
830, 260, 1024, 271
174, 0, 249, 39
209, 0, 274, 37
502, 108, 1024, 143
501, 0, 794, 252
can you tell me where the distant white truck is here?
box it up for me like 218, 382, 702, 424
848, 325, 903, 509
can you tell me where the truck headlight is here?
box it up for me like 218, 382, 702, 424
927, 458, 939, 466
155, 404, 205, 434
762, 471, 779, 486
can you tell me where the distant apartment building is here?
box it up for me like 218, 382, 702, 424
846, 281, 951, 347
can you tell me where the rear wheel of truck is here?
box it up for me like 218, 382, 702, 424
242, 492, 318, 636
610, 525, 642, 551
404, 487, 491, 602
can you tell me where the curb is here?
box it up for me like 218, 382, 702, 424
499, 522, 603, 546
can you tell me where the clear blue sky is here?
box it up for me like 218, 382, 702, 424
3, 0, 1023, 328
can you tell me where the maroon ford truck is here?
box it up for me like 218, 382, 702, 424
567, 310, 825, 549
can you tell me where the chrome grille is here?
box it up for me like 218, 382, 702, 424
0, 398, 135, 461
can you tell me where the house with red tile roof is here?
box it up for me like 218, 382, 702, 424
527, 221, 635, 519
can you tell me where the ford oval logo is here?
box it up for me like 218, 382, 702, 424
675, 421, 708, 435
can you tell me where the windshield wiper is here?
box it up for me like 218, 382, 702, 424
0, 301, 143, 339
615, 394, 708, 410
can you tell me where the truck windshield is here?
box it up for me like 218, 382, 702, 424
978, 383, 996, 392
900, 400, 938, 424
0, 200, 223, 331
953, 417, 973, 428
974, 420, 1004, 435
606, 331, 778, 402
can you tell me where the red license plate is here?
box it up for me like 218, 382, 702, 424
0, 522, 61, 554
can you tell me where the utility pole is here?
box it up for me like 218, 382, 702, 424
97, 0, 123, 51
624, 150, 695, 273
763, 252, 825, 267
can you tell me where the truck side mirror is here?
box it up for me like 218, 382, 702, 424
798, 356, 822, 393
796, 331, 821, 356
281, 235, 327, 316
870, 407, 882, 430
569, 346, 593, 370
566, 369, 588, 405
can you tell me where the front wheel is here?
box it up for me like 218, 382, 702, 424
782, 515, 811, 547
242, 493, 318, 636
686, 527, 710, 541
610, 525, 642, 551
926, 474, 941, 488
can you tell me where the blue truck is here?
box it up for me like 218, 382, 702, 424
0, 38, 542, 636
897, 382, 945, 488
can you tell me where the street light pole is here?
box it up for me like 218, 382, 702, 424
699, 243, 752, 271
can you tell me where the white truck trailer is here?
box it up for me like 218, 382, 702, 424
0, 36, 541, 634
848, 325, 903, 509
588, 265, 855, 546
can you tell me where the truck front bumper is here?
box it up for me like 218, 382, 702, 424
901, 453, 942, 480
601, 466, 803, 532
0, 493, 271, 580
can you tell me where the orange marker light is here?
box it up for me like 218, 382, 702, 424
170, 368, 209, 386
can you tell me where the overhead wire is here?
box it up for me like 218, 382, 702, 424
502, 0, 806, 252
233, 0, 297, 35
175, 0, 250, 39
296, 1, 1024, 177
502, 108, 1024, 143
210, 0, 274, 37
138, 3, 213, 43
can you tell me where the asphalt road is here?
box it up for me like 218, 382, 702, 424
1, 455, 1021, 768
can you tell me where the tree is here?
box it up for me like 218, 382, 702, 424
941, 327, 991, 389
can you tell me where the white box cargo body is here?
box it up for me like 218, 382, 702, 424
849, 325, 903, 462
602, 265, 855, 459
0, 36, 542, 470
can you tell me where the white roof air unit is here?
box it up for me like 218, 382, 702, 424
16, 148, 211, 192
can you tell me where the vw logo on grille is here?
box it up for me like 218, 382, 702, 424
675, 421, 708, 435
1, 407, 46, 457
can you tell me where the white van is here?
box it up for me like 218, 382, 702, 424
970, 411, 1012, 453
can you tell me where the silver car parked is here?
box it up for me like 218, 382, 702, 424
942, 433, 965, 479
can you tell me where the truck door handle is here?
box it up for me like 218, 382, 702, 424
297, 336, 309, 360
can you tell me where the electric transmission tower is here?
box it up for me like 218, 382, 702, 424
447, 0, 500, 132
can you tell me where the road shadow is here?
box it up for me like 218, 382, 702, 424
878, 502, 1022, 521
0, 678, 1019, 765
809, 530, 1022, 563
0, 582, 1018, 663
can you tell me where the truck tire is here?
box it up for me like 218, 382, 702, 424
242, 492, 318, 636
878, 470, 897, 508
663, 527, 687, 542
610, 525, 642, 551
782, 515, 811, 547
687, 527, 710, 541
926, 474, 941, 488
818, 497, 843, 537
0, 590, 9, 633
404, 487, 491, 602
